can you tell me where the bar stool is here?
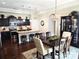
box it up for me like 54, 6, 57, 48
29, 34, 35, 42
35, 33, 41, 38
10, 32, 18, 43
21, 35, 27, 43
0, 33, 2, 48
12, 35, 17, 43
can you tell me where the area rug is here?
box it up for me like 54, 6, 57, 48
22, 48, 37, 59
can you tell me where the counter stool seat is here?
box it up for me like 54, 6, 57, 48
35, 33, 41, 38
29, 34, 35, 42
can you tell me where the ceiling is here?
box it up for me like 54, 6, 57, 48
0, 0, 79, 14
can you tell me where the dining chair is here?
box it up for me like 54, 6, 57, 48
46, 32, 51, 39
55, 31, 72, 58
40, 32, 46, 40
33, 37, 53, 59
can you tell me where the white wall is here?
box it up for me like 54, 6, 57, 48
48, 18, 54, 36
38, 15, 58, 36
30, 19, 40, 30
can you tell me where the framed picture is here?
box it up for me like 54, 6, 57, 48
41, 20, 44, 26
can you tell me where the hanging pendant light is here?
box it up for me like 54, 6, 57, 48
50, 0, 57, 21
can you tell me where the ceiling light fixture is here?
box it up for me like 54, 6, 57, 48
50, 0, 57, 21
2, 2, 6, 5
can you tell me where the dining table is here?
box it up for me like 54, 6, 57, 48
42, 35, 60, 59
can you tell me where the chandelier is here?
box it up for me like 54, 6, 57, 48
50, 0, 57, 21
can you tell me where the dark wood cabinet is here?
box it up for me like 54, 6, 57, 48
60, 16, 72, 37
60, 14, 79, 47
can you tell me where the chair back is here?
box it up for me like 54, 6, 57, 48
34, 37, 45, 55
62, 31, 71, 38
62, 31, 72, 51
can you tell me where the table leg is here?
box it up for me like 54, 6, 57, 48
52, 46, 55, 59
58, 40, 60, 59
27, 34, 29, 42
18, 34, 21, 44
0, 33, 2, 47
58, 51, 60, 59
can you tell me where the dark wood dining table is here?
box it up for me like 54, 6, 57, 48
42, 36, 60, 59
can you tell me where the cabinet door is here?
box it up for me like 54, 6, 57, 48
60, 16, 72, 36
72, 18, 78, 44
0, 33, 2, 47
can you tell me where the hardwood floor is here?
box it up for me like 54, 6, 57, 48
0, 39, 35, 59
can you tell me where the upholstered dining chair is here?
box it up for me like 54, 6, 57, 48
33, 37, 53, 59
55, 31, 72, 58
